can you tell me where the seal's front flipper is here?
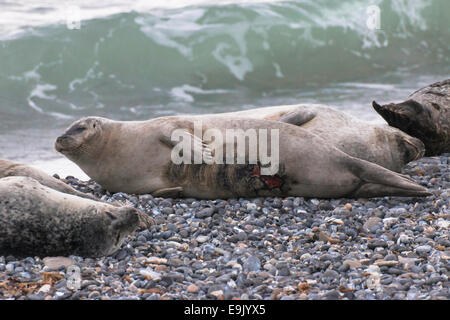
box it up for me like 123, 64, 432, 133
160, 130, 213, 163
279, 109, 316, 126
152, 186, 183, 198
137, 213, 156, 230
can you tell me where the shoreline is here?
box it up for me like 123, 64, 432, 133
0, 155, 448, 300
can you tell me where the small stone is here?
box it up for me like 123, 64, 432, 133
300, 253, 312, 260
243, 256, 261, 272
195, 207, 214, 218
368, 239, 388, 249
318, 231, 339, 243
344, 203, 352, 211
43, 257, 74, 271
363, 217, 382, 232
196, 235, 209, 243
179, 229, 189, 238
374, 260, 398, 267
38, 284, 52, 294
139, 269, 161, 281
435, 219, 449, 229
187, 284, 199, 293
398, 257, 417, 269
161, 207, 174, 215
27, 294, 44, 300
146, 257, 167, 264
210, 290, 223, 298
237, 231, 247, 241
327, 217, 344, 225
88, 291, 100, 299
54, 289, 72, 300
383, 217, 399, 228
343, 259, 362, 269
276, 266, 290, 276
322, 270, 339, 280
416, 245, 432, 256
115, 249, 128, 260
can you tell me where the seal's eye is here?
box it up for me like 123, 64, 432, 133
66, 125, 86, 135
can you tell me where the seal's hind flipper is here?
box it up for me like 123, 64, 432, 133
372, 100, 442, 156
279, 109, 316, 126
349, 157, 431, 198
152, 186, 183, 198
372, 100, 424, 129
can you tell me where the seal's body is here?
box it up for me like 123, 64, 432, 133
0, 176, 140, 257
55, 116, 430, 199
373, 79, 450, 156
0, 158, 99, 201
207, 104, 425, 172
0, 158, 155, 230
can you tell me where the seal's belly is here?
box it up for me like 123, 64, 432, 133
166, 162, 291, 198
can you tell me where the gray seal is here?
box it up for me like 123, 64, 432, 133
55, 116, 430, 199
211, 104, 425, 172
0, 158, 99, 201
0, 176, 140, 258
0, 158, 155, 230
373, 79, 450, 156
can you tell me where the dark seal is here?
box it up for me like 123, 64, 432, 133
0, 176, 140, 258
373, 79, 450, 156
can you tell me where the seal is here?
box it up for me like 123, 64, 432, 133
373, 79, 450, 156
55, 116, 430, 199
0, 158, 155, 230
207, 104, 425, 172
0, 176, 140, 258
0, 158, 99, 201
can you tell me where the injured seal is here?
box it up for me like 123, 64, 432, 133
55, 116, 430, 199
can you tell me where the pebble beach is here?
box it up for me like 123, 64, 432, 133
0, 155, 448, 300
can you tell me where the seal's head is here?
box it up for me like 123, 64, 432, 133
395, 133, 425, 164
55, 117, 106, 160
377, 124, 425, 167
103, 206, 141, 256
373, 100, 442, 156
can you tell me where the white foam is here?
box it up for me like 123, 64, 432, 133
31, 157, 90, 180
0, 0, 282, 40
170, 84, 231, 102
69, 61, 99, 91
273, 63, 284, 78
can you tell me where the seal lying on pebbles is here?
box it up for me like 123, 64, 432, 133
207, 104, 425, 172
55, 116, 430, 199
0, 176, 140, 258
0, 158, 155, 230
0, 158, 99, 201
373, 79, 450, 156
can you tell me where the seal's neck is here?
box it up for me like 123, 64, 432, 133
0, 159, 17, 176
74, 121, 125, 181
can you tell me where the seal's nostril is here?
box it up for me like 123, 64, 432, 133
56, 135, 67, 144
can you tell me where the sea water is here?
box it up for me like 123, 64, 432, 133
0, 0, 449, 178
